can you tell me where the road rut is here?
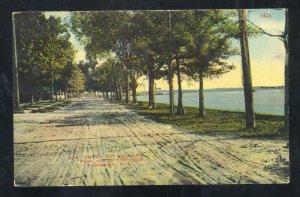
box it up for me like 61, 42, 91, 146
14, 97, 289, 186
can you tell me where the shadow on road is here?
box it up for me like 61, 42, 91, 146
48, 111, 143, 127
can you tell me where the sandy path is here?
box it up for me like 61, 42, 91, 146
14, 97, 289, 186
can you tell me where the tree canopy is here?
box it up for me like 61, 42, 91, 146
15, 12, 76, 102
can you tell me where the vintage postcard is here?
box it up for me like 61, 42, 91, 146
13, 9, 289, 186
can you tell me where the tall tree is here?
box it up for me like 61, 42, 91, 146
131, 11, 169, 109
168, 12, 175, 115
42, 16, 75, 102
15, 12, 75, 103
186, 10, 237, 117
12, 13, 20, 109
238, 9, 255, 130
216, 10, 261, 129
92, 57, 121, 99
61, 61, 75, 99
15, 12, 46, 103
169, 11, 194, 115
68, 65, 86, 95
71, 11, 134, 103
246, 9, 289, 131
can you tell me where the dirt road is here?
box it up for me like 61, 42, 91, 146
14, 97, 289, 186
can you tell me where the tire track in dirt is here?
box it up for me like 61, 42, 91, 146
14, 97, 289, 186
114, 109, 201, 184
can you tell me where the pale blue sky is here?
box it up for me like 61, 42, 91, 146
44, 9, 286, 90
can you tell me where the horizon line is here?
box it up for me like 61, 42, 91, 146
136, 85, 285, 92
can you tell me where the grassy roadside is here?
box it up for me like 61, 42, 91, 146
115, 100, 287, 138
15, 100, 72, 113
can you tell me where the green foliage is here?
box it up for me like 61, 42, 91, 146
15, 12, 47, 85
77, 61, 97, 91
130, 11, 170, 78
68, 65, 86, 92
217, 10, 261, 39
70, 11, 132, 58
71, 11, 143, 98
69, 10, 260, 106
16, 13, 75, 79
61, 61, 75, 82
92, 57, 122, 92
182, 10, 238, 79
15, 12, 75, 101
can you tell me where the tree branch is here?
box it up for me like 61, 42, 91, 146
247, 19, 284, 39
153, 63, 165, 75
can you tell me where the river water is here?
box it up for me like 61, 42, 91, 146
136, 88, 284, 115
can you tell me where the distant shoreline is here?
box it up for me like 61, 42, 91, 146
137, 86, 284, 94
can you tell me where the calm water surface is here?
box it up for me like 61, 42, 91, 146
136, 88, 284, 115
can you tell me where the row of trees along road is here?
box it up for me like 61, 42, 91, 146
13, 10, 288, 132
71, 10, 271, 131
13, 12, 86, 105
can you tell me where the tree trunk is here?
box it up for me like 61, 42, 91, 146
31, 94, 34, 105
283, 9, 289, 133
148, 71, 156, 109
115, 89, 118, 100
284, 40, 289, 132
39, 92, 43, 102
59, 90, 61, 101
131, 72, 137, 104
64, 83, 68, 100
115, 78, 119, 100
168, 61, 175, 116
175, 56, 186, 115
51, 79, 54, 102
64, 85, 67, 100
12, 14, 20, 110
125, 71, 129, 103
118, 75, 122, 101
199, 68, 206, 117
106, 91, 109, 99
238, 9, 255, 130
168, 12, 175, 115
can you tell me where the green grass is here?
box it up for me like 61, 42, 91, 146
30, 100, 72, 113
19, 101, 53, 110
15, 101, 54, 113
119, 101, 287, 138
